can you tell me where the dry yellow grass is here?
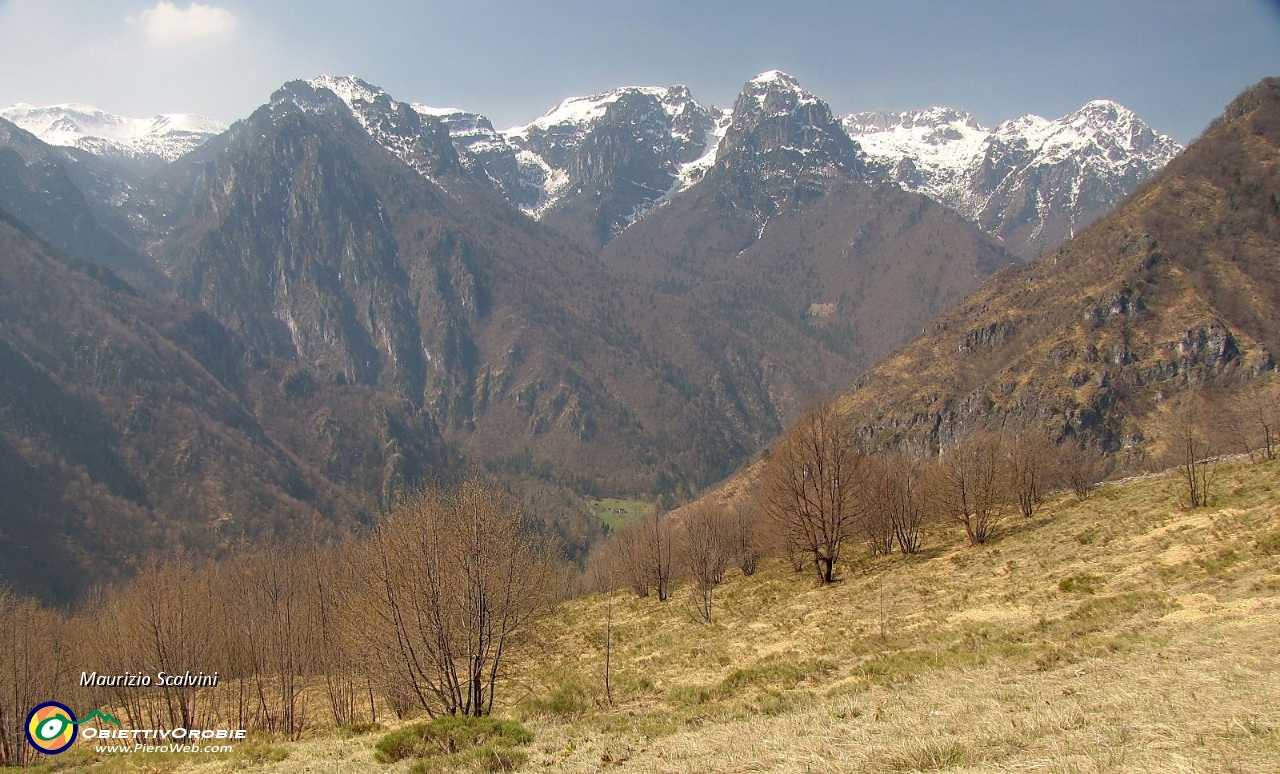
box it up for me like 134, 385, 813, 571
27, 457, 1280, 773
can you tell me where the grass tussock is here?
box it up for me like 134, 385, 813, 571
374, 716, 533, 773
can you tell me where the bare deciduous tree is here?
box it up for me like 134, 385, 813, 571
644, 502, 675, 602
1172, 404, 1214, 508
1008, 432, 1055, 519
681, 503, 732, 623
351, 475, 555, 717
762, 400, 867, 584
863, 457, 897, 556
731, 503, 761, 576
0, 588, 70, 767
872, 453, 927, 555
931, 434, 1009, 545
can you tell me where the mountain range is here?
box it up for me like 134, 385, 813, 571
0, 70, 1191, 601
0, 103, 226, 165
845, 101, 1183, 257
3, 73, 1179, 258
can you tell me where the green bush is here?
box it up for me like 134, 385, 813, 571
338, 721, 382, 737
1255, 530, 1280, 555
1058, 573, 1102, 594
528, 680, 590, 716
375, 716, 533, 765
1196, 548, 1241, 576
235, 743, 289, 764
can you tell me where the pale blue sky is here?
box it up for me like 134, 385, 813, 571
1, 0, 1277, 142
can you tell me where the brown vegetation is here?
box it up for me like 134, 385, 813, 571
761, 400, 868, 584
0, 475, 556, 767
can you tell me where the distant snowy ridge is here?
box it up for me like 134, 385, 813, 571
0, 103, 225, 162
844, 100, 1182, 255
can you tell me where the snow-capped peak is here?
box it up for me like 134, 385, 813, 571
738, 70, 820, 113
505, 85, 674, 138
496, 85, 727, 221
306, 75, 386, 111
749, 70, 799, 88
0, 102, 225, 162
291, 75, 462, 186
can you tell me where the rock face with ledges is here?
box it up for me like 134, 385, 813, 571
499, 85, 725, 249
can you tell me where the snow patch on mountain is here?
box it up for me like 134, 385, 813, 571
0, 103, 225, 162
505, 87, 668, 139
302, 76, 460, 188
497, 85, 727, 220
675, 111, 731, 191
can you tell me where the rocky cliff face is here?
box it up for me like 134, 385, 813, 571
131, 77, 821, 502
601, 72, 1016, 392
712, 70, 863, 219
500, 85, 725, 249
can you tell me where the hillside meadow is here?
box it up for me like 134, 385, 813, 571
12, 454, 1279, 773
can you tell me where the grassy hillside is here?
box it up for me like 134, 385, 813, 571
25, 455, 1280, 773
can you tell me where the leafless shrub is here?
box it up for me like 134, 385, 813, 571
1060, 443, 1104, 501
349, 475, 556, 717
1171, 403, 1215, 508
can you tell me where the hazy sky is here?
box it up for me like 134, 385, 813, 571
1, 0, 1278, 142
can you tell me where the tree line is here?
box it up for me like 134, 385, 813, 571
590, 383, 1279, 628
589, 399, 1112, 623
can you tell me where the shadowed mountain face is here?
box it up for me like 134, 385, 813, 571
0, 119, 166, 291
827, 78, 1280, 458
0, 210, 457, 603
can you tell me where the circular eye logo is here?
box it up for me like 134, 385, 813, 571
25, 702, 78, 755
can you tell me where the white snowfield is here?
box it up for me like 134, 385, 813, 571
843, 100, 1183, 223
0, 103, 226, 162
